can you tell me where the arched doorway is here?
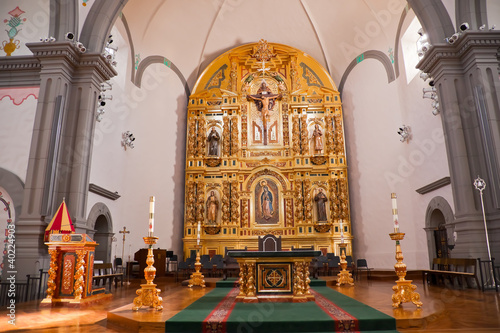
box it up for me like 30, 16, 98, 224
424, 196, 455, 266
430, 209, 448, 259
94, 215, 112, 262
87, 203, 114, 263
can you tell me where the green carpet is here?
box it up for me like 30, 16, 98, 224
166, 282, 398, 333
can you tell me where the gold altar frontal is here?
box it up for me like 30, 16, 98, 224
229, 251, 320, 303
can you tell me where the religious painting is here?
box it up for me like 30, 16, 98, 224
254, 178, 279, 225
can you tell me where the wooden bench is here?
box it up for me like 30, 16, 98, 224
93, 263, 124, 290
422, 258, 480, 289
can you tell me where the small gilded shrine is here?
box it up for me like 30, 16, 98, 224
183, 40, 352, 259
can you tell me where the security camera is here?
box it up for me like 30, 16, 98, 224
459, 22, 470, 31
65, 32, 75, 41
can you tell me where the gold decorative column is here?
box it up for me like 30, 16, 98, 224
389, 232, 422, 308
336, 243, 354, 286
188, 245, 206, 288
132, 236, 163, 311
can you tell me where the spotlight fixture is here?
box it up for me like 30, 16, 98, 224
121, 131, 135, 150
65, 32, 75, 41
490, 25, 496, 31
459, 22, 470, 31
416, 28, 431, 58
40, 37, 56, 42
422, 85, 440, 116
100, 81, 112, 91
397, 125, 411, 143
419, 72, 431, 81
75, 42, 86, 53
96, 108, 105, 122
479, 24, 486, 30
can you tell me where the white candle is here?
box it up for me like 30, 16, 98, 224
197, 222, 201, 245
391, 193, 399, 232
149, 196, 155, 235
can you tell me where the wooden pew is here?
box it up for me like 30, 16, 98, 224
93, 263, 124, 290
422, 258, 480, 289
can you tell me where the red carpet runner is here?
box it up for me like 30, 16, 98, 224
203, 287, 239, 333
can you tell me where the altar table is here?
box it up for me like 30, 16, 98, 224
228, 250, 321, 303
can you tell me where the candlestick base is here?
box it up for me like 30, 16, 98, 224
188, 245, 206, 288
389, 232, 422, 308
132, 236, 163, 311
336, 244, 354, 286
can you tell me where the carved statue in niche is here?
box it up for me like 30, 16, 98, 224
311, 124, 323, 154
314, 188, 328, 222
255, 178, 279, 225
207, 127, 220, 156
206, 190, 219, 224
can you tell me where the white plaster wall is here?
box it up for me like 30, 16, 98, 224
88, 50, 187, 262
342, 51, 453, 269
486, 0, 500, 28
0, 95, 37, 183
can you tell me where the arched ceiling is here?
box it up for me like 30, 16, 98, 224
120, 0, 421, 88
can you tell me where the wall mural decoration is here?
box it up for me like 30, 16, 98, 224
1, 6, 26, 56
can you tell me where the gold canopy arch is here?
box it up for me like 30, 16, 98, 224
183, 40, 351, 259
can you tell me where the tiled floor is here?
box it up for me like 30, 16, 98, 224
0, 275, 499, 332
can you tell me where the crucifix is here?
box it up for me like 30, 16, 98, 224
119, 226, 130, 272
247, 78, 281, 145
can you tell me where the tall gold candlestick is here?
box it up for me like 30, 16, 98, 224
132, 236, 163, 311
336, 243, 354, 286
188, 244, 206, 288
389, 232, 422, 308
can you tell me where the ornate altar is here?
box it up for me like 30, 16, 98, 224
41, 233, 111, 306
229, 250, 321, 303
183, 40, 352, 259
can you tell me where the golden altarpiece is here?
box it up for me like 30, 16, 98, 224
183, 40, 352, 259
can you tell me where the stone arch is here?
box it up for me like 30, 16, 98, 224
87, 202, 114, 262
0, 168, 24, 222
49, 0, 79, 41
79, 0, 129, 53
393, 5, 412, 79
424, 196, 455, 265
135, 55, 190, 97
407, 0, 455, 45
338, 50, 395, 97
